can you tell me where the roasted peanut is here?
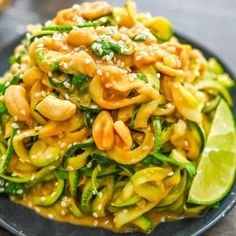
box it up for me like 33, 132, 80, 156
67, 28, 94, 46
114, 120, 132, 150
35, 95, 76, 121
4, 85, 30, 121
80, 1, 112, 20
72, 51, 96, 77
23, 66, 43, 87
92, 111, 114, 150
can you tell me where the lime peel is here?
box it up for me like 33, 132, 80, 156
188, 99, 236, 205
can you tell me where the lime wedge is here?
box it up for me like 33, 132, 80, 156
188, 99, 236, 205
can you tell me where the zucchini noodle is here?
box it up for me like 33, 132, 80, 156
0, 0, 234, 233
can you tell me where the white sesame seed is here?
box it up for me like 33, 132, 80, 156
20, 109, 26, 116
156, 73, 161, 79
105, 83, 112, 88
135, 55, 142, 61
96, 69, 102, 75
48, 72, 52, 77
64, 93, 70, 100
40, 196, 46, 201
123, 209, 128, 213
48, 214, 54, 219
63, 63, 69, 69
98, 192, 103, 198
60, 142, 66, 148
104, 220, 109, 225
97, 204, 103, 210
34, 126, 43, 131
62, 45, 69, 50
16, 189, 24, 195
93, 220, 98, 226
41, 91, 46, 97
12, 123, 19, 129
93, 212, 98, 218
51, 192, 56, 197
5, 82, 10, 87
37, 43, 44, 48
184, 140, 189, 147
63, 81, 70, 88
34, 92, 41, 97
85, 58, 91, 64
49, 165, 56, 170
35, 207, 41, 213
61, 200, 67, 207
16, 130, 21, 135
168, 171, 174, 177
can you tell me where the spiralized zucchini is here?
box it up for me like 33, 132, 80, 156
0, 0, 234, 233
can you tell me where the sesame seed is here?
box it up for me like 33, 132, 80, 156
12, 123, 19, 129
50, 192, 56, 197
104, 220, 109, 225
34, 92, 41, 97
61, 210, 66, 216
135, 55, 142, 61
93, 220, 98, 226
97, 204, 103, 210
41, 91, 46, 97
0, 187, 5, 192
63, 81, 70, 88
45, 20, 53, 26
46, 154, 52, 159
40, 196, 46, 201
85, 58, 91, 64
166, 103, 173, 108
37, 43, 44, 48
61, 200, 67, 207
98, 192, 103, 198
105, 83, 112, 88
64, 93, 70, 100
5, 82, 10, 87
48, 214, 54, 219
49, 165, 56, 170
93, 212, 98, 218
63, 63, 69, 69
96, 69, 102, 75
156, 73, 161, 79
16, 189, 24, 195
30, 174, 35, 181
20, 109, 26, 116
34, 126, 43, 131
168, 171, 174, 177
62, 46, 69, 50
35, 207, 41, 213
184, 140, 189, 147
48, 72, 52, 77
123, 209, 128, 213
60, 142, 66, 148
16, 130, 21, 135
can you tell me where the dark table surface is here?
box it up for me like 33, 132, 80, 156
0, 0, 235, 235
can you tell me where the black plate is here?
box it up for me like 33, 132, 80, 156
0, 33, 235, 236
